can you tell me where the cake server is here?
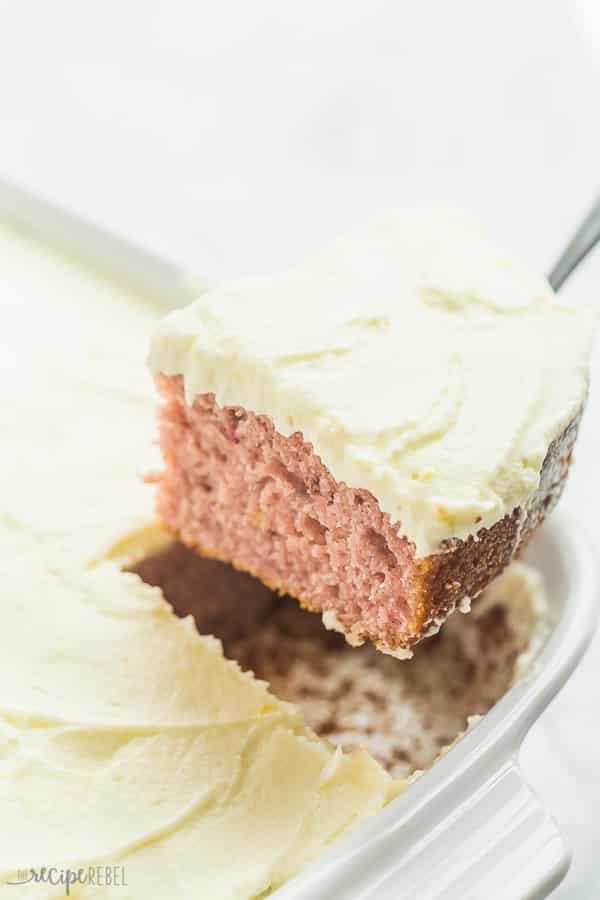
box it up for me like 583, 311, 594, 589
549, 195, 600, 291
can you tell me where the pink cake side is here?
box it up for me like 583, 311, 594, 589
153, 375, 420, 650
152, 374, 578, 652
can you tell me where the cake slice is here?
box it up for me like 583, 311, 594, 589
149, 209, 593, 655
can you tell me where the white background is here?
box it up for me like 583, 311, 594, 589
1, 1, 599, 894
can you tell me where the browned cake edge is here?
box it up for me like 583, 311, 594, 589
413, 413, 581, 642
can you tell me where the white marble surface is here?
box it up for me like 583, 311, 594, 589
1, 1, 599, 894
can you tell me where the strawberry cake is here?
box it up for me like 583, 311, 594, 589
149, 210, 594, 655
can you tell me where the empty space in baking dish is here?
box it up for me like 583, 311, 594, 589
131, 540, 548, 780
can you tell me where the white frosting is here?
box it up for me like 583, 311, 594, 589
150, 209, 595, 556
0, 225, 398, 898
0, 541, 397, 898
0, 224, 159, 565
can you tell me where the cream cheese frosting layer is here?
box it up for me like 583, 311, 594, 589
0, 544, 397, 899
0, 223, 399, 898
149, 209, 595, 556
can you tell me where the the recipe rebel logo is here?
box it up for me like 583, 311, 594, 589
7, 865, 128, 895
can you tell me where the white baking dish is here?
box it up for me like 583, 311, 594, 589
274, 516, 597, 900
0, 179, 596, 900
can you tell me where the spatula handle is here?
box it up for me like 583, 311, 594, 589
549, 195, 600, 291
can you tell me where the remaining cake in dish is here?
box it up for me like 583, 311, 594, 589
0, 541, 399, 899
149, 209, 593, 654
0, 226, 401, 900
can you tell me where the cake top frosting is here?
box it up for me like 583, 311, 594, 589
150, 209, 595, 555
